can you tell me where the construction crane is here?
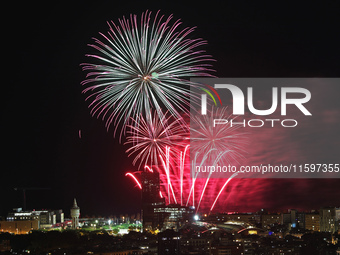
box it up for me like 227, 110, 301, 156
14, 187, 51, 211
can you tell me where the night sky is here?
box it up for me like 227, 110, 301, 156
2, 1, 340, 217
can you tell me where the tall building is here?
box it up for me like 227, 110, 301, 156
320, 207, 338, 233
141, 171, 165, 231
70, 198, 80, 229
288, 209, 297, 227
282, 209, 305, 229
141, 172, 195, 231
336, 208, 340, 234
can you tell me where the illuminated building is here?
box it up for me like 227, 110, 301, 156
0, 220, 39, 234
336, 208, 340, 234
70, 198, 80, 229
320, 207, 339, 233
54, 209, 64, 224
181, 237, 211, 254
261, 214, 281, 229
154, 204, 195, 231
5, 208, 64, 229
39, 211, 57, 228
224, 213, 256, 225
6, 208, 39, 221
304, 213, 320, 231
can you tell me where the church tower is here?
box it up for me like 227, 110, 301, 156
70, 198, 80, 229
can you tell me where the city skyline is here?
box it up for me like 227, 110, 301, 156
1, 204, 339, 254
2, 1, 340, 218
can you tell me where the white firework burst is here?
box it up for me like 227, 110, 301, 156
81, 10, 214, 137
125, 110, 188, 169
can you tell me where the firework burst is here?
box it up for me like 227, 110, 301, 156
81, 10, 214, 137
125, 110, 188, 169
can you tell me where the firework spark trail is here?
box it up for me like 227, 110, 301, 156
186, 151, 210, 208
180, 151, 183, 205
81, 10, 214, 138
180, 145, 190, 206
196, 150, 232, 211
125, 172, 142, 189
209, 172, 239, 212
126, 145, 242, 213
159, 146, 177, 204
188, 107, 246, 211
144, 165, 153, 173
152, 145, 191, 207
